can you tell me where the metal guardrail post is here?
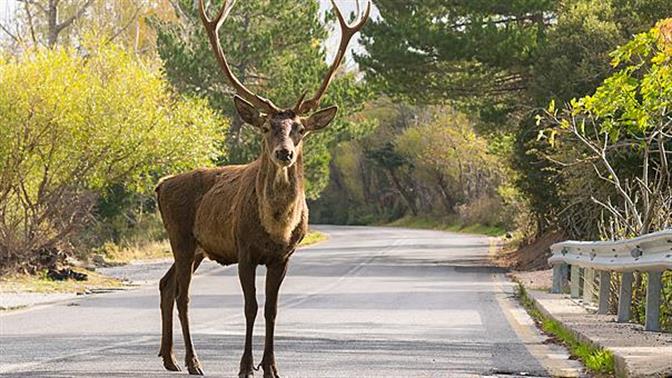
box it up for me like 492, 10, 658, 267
583, 268, 595, 303
598, 271, 611, 314
551, 262, 568, 294
617, 272, 633, 322
570, 265, 580, 298
645, 271, 662, 331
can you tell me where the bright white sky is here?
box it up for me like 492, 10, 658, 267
0, 1, 16, 24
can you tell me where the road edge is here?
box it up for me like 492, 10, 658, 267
523, 287, 672, 378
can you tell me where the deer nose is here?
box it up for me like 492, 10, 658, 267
275, 148, 293, 162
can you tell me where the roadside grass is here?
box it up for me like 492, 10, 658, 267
98, 240, 172, 265
101, 229, 326, 264
0, 269, 124, 294
387, 216, 506, 237
0, 230, 327, 295
516, 284, 615, 376
0, 304, 28, 311
300, 230, 327, 247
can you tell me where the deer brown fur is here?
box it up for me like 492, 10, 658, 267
155, 1, 370, 377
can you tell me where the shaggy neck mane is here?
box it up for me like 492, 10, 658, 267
256, 143, 305, 244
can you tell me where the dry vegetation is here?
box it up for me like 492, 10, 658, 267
0, 269, 124, 294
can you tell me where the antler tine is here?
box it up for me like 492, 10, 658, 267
293, 91, 308, 114
332, 0, 370, 32
198, 0, 280, 114
198, 0, 227, 26
297, 0, 371, 114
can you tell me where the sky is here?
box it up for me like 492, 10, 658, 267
0, 1, 16, 25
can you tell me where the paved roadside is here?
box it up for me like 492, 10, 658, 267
0, 292, 80, 310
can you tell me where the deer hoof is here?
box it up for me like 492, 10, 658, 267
262, 364, 280, 378
238, 373, 254, 378
187, 365, 204, 375
186, 358, 204, 375
160, 354, 181, 372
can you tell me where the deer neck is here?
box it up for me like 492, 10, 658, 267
256, 144, 305, 244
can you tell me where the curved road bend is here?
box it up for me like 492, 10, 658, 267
0, 226, 584, 377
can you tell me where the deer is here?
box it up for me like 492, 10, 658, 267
154, 0, 370, 377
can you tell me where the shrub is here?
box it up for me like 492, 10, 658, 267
0, 44, 225, 272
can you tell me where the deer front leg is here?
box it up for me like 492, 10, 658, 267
238, 261, 258, 378
261, 261, 288, 378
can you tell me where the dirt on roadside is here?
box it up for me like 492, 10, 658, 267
495, 231, 565, 271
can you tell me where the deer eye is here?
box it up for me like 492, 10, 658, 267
293, 123, 304, 134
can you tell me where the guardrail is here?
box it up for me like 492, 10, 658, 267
548, 229, 672, 331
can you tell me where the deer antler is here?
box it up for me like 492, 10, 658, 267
199, 0, 280, 114
295, 0, 371, 114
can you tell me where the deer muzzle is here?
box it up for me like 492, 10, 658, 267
274, 148, 294, 166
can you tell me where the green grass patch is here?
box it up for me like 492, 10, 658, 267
516, 284, 615, 376
300, 230, 327, 247
386, 216, 505, 237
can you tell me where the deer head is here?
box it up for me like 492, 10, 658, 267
199, 0, 371, 168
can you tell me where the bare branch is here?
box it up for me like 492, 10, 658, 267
590, 196, 636, 235
23, 1, 38, 46
0, 22, 19, 42
55, 0, 94, 33
570, 119, 643, 230
17, 0, 48, 15
105, 4, 144, 45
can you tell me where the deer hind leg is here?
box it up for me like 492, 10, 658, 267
167, 236, 203, 376
159, 252, 205, 373
159, 263, 180, 371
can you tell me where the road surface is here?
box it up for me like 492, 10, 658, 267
0, 226, 583, 377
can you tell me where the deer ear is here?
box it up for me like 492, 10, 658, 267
305, 106, 338, 131
234, 95, 265, 127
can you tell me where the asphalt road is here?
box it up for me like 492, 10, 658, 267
0, 226, 583, 377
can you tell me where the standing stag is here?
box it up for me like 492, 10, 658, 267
155, 0, 370, 376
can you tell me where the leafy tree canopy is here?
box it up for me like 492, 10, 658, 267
357, 0, 670, 233
358, 0, 670, 123
541, 19, 672, 237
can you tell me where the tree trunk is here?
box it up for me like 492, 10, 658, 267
435, 172, 456, 213
47, 0, 59, 48
386, 167, 418, 216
